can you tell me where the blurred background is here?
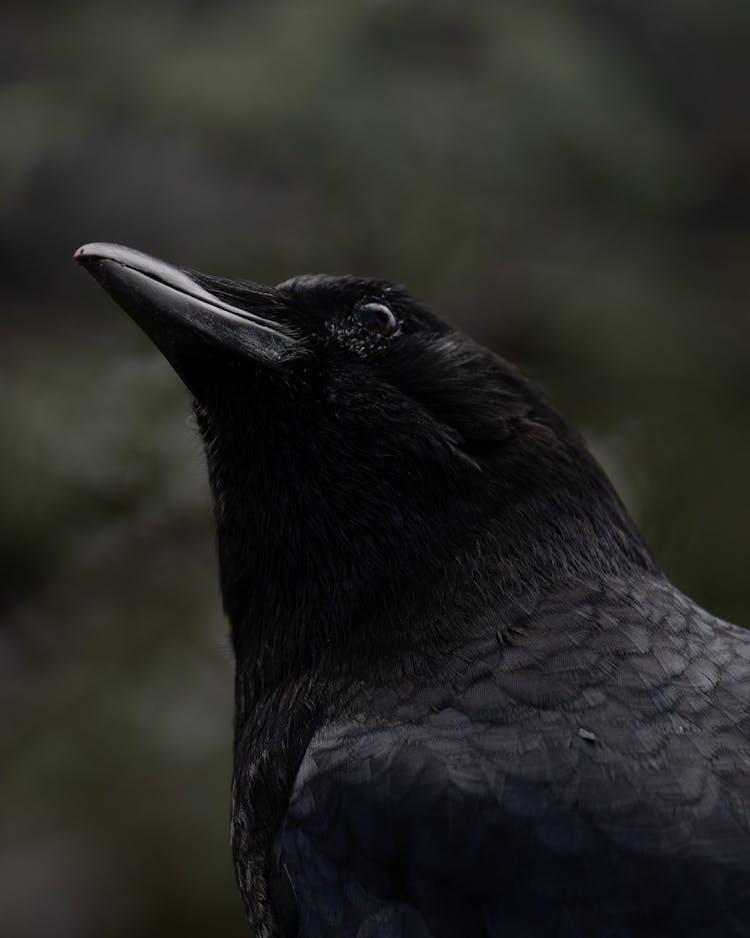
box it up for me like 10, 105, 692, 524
2, 1, 749, 935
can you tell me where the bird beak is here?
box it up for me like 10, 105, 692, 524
74, 242, 296, 390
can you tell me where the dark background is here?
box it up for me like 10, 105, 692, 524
2, 2, 749, 936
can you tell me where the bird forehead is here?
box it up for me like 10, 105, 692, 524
276, 273, 395, 301
276, 273, 337, 291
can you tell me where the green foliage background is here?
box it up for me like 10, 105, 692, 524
2, 2, 749, 935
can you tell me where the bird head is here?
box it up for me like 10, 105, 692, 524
75, 244, 655, 666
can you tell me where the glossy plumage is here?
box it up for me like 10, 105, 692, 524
76, 246, 750, 937
280, 577, 750, 936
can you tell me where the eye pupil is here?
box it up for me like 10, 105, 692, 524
355, 302, 397, 334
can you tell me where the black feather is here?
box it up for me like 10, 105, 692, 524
77, 248, 750, 937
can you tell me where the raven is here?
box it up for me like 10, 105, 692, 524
75, 243, 750, 938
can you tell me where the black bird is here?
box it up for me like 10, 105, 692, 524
75, 243, 750, 938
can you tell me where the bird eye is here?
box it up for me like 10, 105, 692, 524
354, 302, 398, 335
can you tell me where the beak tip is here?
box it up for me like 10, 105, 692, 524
74, 243, 104, 270
74, 242, 129, 269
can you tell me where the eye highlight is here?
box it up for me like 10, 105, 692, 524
355, 301, 398, 335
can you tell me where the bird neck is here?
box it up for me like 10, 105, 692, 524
196, 387, 658, 701
208, 450, 657, 709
